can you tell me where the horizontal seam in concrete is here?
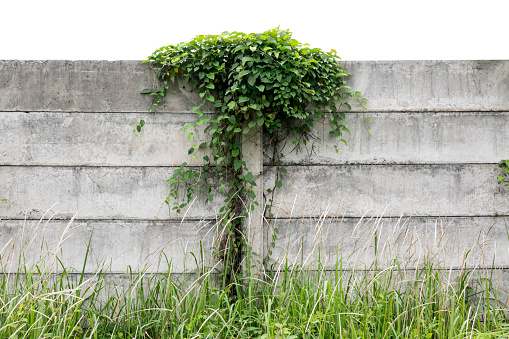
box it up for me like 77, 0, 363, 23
1, 215, 502, 222
345, 109, 509, 113
268, 215, 504, 220
267, 267, 509, 273
2, 268, 505, 275
0, 110, 208, 114
2, 110, 509, 114
281, 163, 501, 167
0, 163, 501, 168
0, 218, 216, 222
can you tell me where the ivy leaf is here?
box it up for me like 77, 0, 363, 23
140, 120, 145, 127
206, 94, 215, 102
187, 132, 195, 141
234, 159, 242, 170
188, 147, 195, 155
242, 56, 255, 63
247, 75, 256, 86
232, 148, 240, 157
245, 172, 254, 182
239, 70, 251, 77
206, 73, 215, 80
275, 180, 282, 188
184, 123, 194, 133
248, 121, 256, 128
140, 89, 152, 94
257, 117, 264, 126
239, 96, 249, 103
256, 85, 265, 92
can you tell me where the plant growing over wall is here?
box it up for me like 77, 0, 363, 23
140, 28, 364, 287
496, 160, 509, 187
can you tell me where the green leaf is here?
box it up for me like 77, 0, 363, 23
187, 132, 195, 141
184, 123, 193, 133
242, 56, 255, 63
239, 70, 251, 77
218, 184, 225, 194
232, 148, 240, 157
243, 127, 250, 134
206, 94, 215, 102
136, 125, 141, 133
239, 96, 249, 103
140, 120, 145, 127
140, 89, 152, 94
248, 121, 256, 128
234, 159, 242, 170
206, 83, 215, 89
208, 194, 213, 202
206, 73, 215, 80
246, 172, 254, 182
279, 167, 287, 173
248, 75, 256, 86
275, 180, 282, 188
188, 147, 195, 155
257, 117, 264, 126
256, 85, 265, 92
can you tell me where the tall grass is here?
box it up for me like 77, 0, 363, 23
1, 210, 508, 338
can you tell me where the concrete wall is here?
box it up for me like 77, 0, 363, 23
1, 60, 508, 274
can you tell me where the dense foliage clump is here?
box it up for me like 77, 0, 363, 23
141, 28, 363, 284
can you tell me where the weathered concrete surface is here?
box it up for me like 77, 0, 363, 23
0, 166, 224, 220
275, 112, 509, 165
269, 216, 509, 270
1, 60, 508, 113
2, 60, 509, 275
0, 219, 215, 273
0, 60, 212, 113
1, 164, 507, 221
0, 112, 209, 166
266, 164, 509, 218
343, 60, 509, 112
2, 111, 508, 167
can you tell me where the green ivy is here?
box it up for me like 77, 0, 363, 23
496, 160, 509, 187
140, 28, 364, 287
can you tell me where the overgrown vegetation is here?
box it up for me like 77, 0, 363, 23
496, 160, 509, 187
138, 28, 366, 285
1, 215, 509, 338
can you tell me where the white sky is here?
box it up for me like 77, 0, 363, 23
1, 0, 507, 61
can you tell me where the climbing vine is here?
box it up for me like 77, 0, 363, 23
140, 28, 365, 286
496, 160, 509, 187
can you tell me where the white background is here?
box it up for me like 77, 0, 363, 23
1, 0, 507, 61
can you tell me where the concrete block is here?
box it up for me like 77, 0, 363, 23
0, 112, 209, 166
0, 60, 212, 113
268, 216, 509, 270
265, 164, 509, 218
0, 166, 224, 220
342, 60, 509, 112
0, 219, 215, 273
275, 112, 509, 165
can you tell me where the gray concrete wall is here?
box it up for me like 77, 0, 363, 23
1, 60, 508, 274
